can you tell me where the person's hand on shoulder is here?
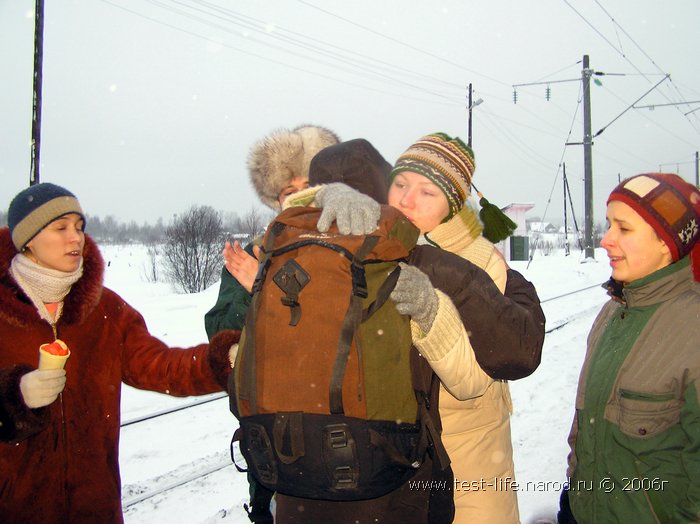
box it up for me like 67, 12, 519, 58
390, 262, 439, 333
315, 183, 380, 235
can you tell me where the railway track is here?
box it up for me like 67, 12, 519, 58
121, 281, 606, 510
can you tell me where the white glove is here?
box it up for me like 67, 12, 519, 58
315, 183, 380, 235
20, 369, 66, 408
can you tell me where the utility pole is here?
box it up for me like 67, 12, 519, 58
30, 0, 45, 186
513, 55, 598, 259
513, 55, 670, 261
582, 55, 594, 259
696, 151, 699, 188
563, 163, 570, 256
466, 83, 483, 148
468, 83, 473, 148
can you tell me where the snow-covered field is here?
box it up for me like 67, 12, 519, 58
106, 243, 613, 523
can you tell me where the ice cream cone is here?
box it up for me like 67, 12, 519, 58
39, 342, 70, 370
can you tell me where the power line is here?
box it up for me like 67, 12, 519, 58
527, 82, 584, 268
581, 0, 700, 134
592, 0, 665, 77
140, 0, 459, 102
295, 0, 511, 87
171, 0, 468, 96
594, 74, 669, 137
98, 0, 460, 107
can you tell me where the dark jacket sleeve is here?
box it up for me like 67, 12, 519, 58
408, 246, 545, 380
0, 364, 51, 443
203, 242, 256, 340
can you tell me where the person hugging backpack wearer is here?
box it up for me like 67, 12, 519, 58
272, 137, 546, 523
204, 124, 340, 523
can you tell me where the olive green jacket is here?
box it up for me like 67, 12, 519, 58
567, 257, 700, 523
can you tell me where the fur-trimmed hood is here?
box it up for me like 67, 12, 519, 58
0, 227, 104, 327
247, 124, 340, 210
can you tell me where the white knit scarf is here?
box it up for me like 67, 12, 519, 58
9, 253, 84, 324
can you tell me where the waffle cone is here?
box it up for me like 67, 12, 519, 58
39, 344, 71, 370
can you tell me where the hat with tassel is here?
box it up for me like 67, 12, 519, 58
473, 183, 517, 243
389, 132, 516, 242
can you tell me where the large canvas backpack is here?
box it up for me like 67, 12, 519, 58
229, 205, 449, 502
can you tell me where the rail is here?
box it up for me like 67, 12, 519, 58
121, 282, 606, 509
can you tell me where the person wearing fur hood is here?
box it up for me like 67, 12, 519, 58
204, 124, 339, 523
0, 183, 238, 523
204, 124, 340, 338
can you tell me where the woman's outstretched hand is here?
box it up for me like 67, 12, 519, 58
224, 240, 261, 293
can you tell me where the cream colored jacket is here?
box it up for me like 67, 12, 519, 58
285, 190, 516, 522
412, 206, 519, 524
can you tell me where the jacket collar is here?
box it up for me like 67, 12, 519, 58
607, 257, 693, 308
423, 205, 482, 253
0, 227, 104, 327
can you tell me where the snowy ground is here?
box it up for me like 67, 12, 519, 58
107, 243, 613, 523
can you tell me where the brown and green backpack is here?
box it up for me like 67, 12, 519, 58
229, 205, 450, 501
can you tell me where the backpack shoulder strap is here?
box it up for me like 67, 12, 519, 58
329, 235, 379, 415
411, 348, 451, 470
238, 222, 284, 414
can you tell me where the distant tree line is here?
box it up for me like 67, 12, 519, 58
0, 204, 273, 294
82, 206, 273, 245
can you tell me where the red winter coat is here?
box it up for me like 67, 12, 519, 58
0, 228, 237, 524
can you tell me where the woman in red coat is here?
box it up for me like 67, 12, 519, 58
0, 183, 237, 523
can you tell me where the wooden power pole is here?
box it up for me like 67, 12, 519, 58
582, 55, 595, 259
30, 0, 45, 186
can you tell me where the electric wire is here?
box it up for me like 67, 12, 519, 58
599, 83, 699, 150
527, 83, 585, 268
295, 0, 511, 87
182, 0, 468, 93
108, 0, 585, 174
569, 0, 700, 135
96, 0, 697, 205
140, 0, 461, 103
98, 0, 459, 107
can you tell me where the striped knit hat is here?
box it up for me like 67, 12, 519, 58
389, 133, 475, 219
608, 173, 700, 266
8, 183, 85, 250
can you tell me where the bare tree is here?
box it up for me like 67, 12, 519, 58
236, 206, 271, 240
141, 241, 161, 283
162, 205, 225, 293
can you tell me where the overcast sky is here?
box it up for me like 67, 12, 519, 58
2, 0, 699, 229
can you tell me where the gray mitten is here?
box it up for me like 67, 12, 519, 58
390, 262, 439, 333
315, 183, 380, 235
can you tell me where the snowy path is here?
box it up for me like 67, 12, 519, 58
110, 245, 612, 523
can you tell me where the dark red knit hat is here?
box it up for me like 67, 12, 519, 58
608, 173, 700, 280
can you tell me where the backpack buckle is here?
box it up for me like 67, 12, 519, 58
273, 259, 310, 326
323, 424, 359, 490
